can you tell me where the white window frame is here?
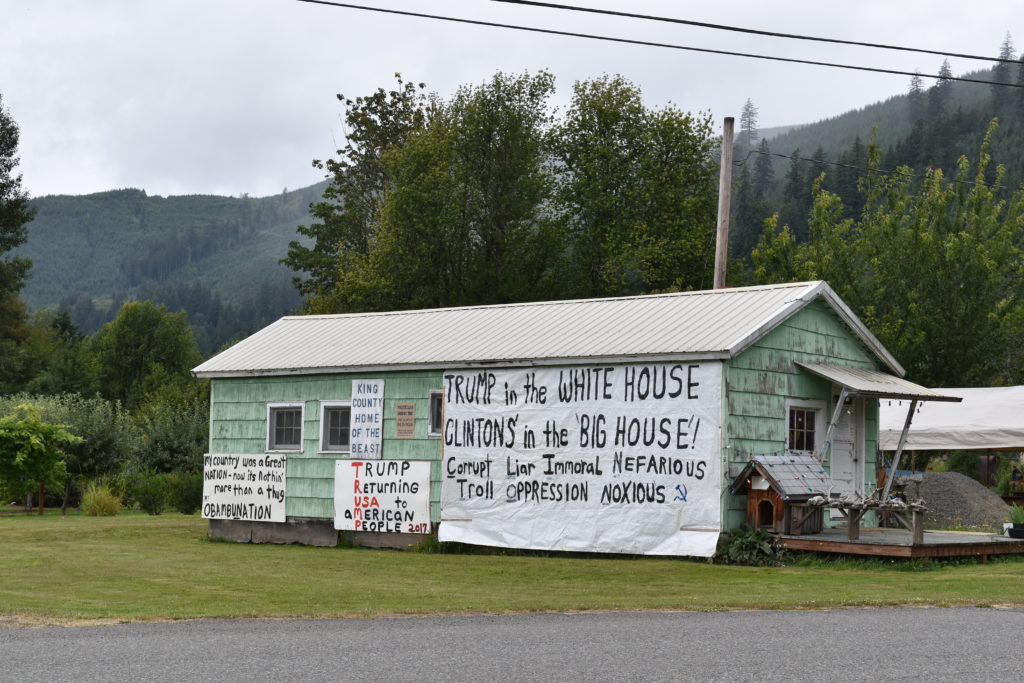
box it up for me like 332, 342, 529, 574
428, 390, 443, 437
319, 400, 352, 453
266, 402, 304, 453
785, 398, 826, 456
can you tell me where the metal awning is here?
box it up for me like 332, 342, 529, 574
795, 362, 962, 502
794, 362, 962, 402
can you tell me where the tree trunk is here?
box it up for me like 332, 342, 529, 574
24, 492, 32, 514
61, 477, 71, 516
38, 482, 45, 515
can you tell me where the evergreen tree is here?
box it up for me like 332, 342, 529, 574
907, 72, 925, 123
992, 33, 1016, 111
730, 137, 775, 260
752, 138, 774, 194
1016, 55, 1024, 113
0, 93, 35, 393
927, 60, 953, 121
893, 119, 927, 171
809, 145, 828, 193
737, 98, 759, 149
778, 149, 809, 241
833, 136, 867, 217
731, 164, 761, 259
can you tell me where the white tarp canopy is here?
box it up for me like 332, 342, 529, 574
879, 386, 1024, 451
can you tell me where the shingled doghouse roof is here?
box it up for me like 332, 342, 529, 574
729, 454, 833, 501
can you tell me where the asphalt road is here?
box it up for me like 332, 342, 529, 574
1, 608, 1021, 682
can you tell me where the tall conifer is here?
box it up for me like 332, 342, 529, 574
992, 33, 1016, 110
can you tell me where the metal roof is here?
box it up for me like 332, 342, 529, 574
194, 281, 902, 378
795, 362, 962, 402
729, 454, 833, 500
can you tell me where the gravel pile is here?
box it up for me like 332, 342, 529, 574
903, 472, 1011, 531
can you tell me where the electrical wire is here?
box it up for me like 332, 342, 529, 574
295, 1, 1023, 88
492, 0, 1021, 65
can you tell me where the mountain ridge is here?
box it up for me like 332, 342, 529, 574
18, 182, 326, 312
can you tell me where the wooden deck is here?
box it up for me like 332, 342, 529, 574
779, 526, 1024, 560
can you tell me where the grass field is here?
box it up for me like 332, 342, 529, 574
2, 511, 1023, 625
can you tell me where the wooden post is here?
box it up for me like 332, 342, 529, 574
713, 116, 734, 289
911, 509, 924, 545
882, 399, 918, 501
821, 387, 850, 467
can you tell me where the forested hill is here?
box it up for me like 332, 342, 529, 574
730, 55, 1024, 258
18, 183, 325, 354
760, 69, 998, 171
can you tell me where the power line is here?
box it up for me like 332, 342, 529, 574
493, 0, 1020, 65
295, 1, 1024, 88
734, 148, 1006, 189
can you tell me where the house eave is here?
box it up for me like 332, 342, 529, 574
193, 351, 734, 379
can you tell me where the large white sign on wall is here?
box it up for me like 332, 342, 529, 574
350, 379, 385, 458
202, 453, 287, 523
334, 459, 432, 533
438, 363, 722, 556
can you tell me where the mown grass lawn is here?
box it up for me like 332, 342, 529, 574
1, 511, 1023, 624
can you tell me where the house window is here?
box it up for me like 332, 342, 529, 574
789, 408, 817, 451
785, 398, 825, 455
267, 403, 303, 451
429, 391, 443, 436
321, 402, 352, 452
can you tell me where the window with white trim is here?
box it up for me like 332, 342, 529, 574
785, 398, 825, 455
267, 403, 303, 452
320, 401, 352, 452
429, 391, 443, 436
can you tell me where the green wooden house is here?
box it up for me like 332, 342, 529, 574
193, 281, 946, 556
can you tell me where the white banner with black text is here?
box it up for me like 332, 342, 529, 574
439, 363, 722, 556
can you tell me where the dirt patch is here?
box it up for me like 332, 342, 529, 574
0, 614, 192, 629
904, 472, 1011, 531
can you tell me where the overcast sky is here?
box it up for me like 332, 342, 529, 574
2, 0, 1020, 199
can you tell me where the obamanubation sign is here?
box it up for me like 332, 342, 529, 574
438, 363, 722, 556
202, 453, 287, 523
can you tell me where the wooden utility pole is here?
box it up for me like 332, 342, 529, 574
713, 116, 734, 289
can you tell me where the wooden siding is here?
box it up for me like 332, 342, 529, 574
210, 371, 443, 522
723, 300, 882, 530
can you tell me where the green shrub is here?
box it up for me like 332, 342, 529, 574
168, 470, 203, 515
0, 393, 139, 480
995, 458, 1023, 497
131, 385, 208, 473
129, 470, 169, 515
104, 471, 131, 502
81, 482, 122, 516
718, 525, 785, 566
945, 451, 981, 481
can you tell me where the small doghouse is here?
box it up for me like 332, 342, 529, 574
729, 455, 832, 534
